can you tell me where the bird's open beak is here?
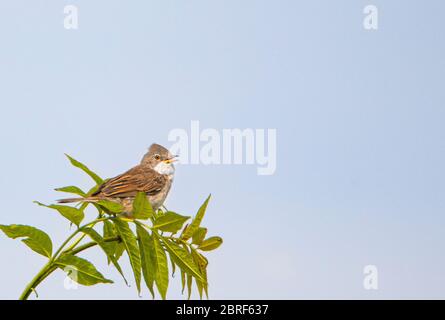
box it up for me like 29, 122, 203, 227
163, 155, 179, 164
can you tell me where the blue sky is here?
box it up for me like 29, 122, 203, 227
0, 1, 444, 299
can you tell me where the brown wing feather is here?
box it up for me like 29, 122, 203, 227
92, 165, 166, 198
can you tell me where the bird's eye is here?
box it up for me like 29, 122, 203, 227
154, 154, 161, 160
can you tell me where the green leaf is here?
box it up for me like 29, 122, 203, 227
54, 186, 86, 197
55, 254, 113, 286
187, 274, 193, 300
182, 244, 193, 300
113, 219, 141, 294
96, 200, 124, 214
79, 202, 89, 212
103, 220, 118, 263
0, 224, 52, 258
34, 201, 84, 227
191, 249, 209, 298
181, 270, 186, 295
114, 242, 125, 261
198, 237, 223, 251
82, 227, 128, 285
198, 236, 223, 251
81, 183, 108, 214
156, 234, 205, 284
195, 277, 203, 299
132, 192, 154, 220
152, 231, 169, 299
153, 211, 190, 233
103, 220, 116, 237
170, 254, 176, 277
65, 154, 104, 185
136, 224, 156, 298
181, 194, 211, 240
192, 227, 207, 245
85, 183, 105, 197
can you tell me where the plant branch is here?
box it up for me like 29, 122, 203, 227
18, 260, 52, 300
18, 217, 111, 300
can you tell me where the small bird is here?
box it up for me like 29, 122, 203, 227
58, 143, 177, 215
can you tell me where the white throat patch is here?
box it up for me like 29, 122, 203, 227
154, 162, 175, 176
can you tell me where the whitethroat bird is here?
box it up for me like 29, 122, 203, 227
58, 143, 178, 216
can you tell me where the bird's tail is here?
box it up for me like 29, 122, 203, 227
57, 197, 98, 204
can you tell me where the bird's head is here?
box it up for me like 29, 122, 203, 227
141, 143, 178, 175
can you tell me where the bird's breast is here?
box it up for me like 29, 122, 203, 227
148, 178, 173, 211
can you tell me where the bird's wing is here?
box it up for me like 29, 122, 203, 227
92, 165, 166, 198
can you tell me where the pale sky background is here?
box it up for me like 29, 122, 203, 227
0, 1, 444, 299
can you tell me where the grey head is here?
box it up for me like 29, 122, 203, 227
141, 143, 177, 174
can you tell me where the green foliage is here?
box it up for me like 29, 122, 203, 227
181, 194, 211, 240
64, 154, 103, 185
191, 248, 209, 298
158, 234, 205, 283
34, 202, 84, 227
186, 273, 193, 299
136, 224, 156, 298
54, 186, 86, 197
152, 230, 169, 299
55, 254, 113, 286
132, 192, 154, 220
96, 200, 124, 214
153, 211, 190, 233
198, 236, 223, 251
0, 224, 52, 258
0, 154, 222, 300
192, 227, 207, 245
113, 219, 142, 295
102, 220, 118, 263
82, 227, 128, 285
